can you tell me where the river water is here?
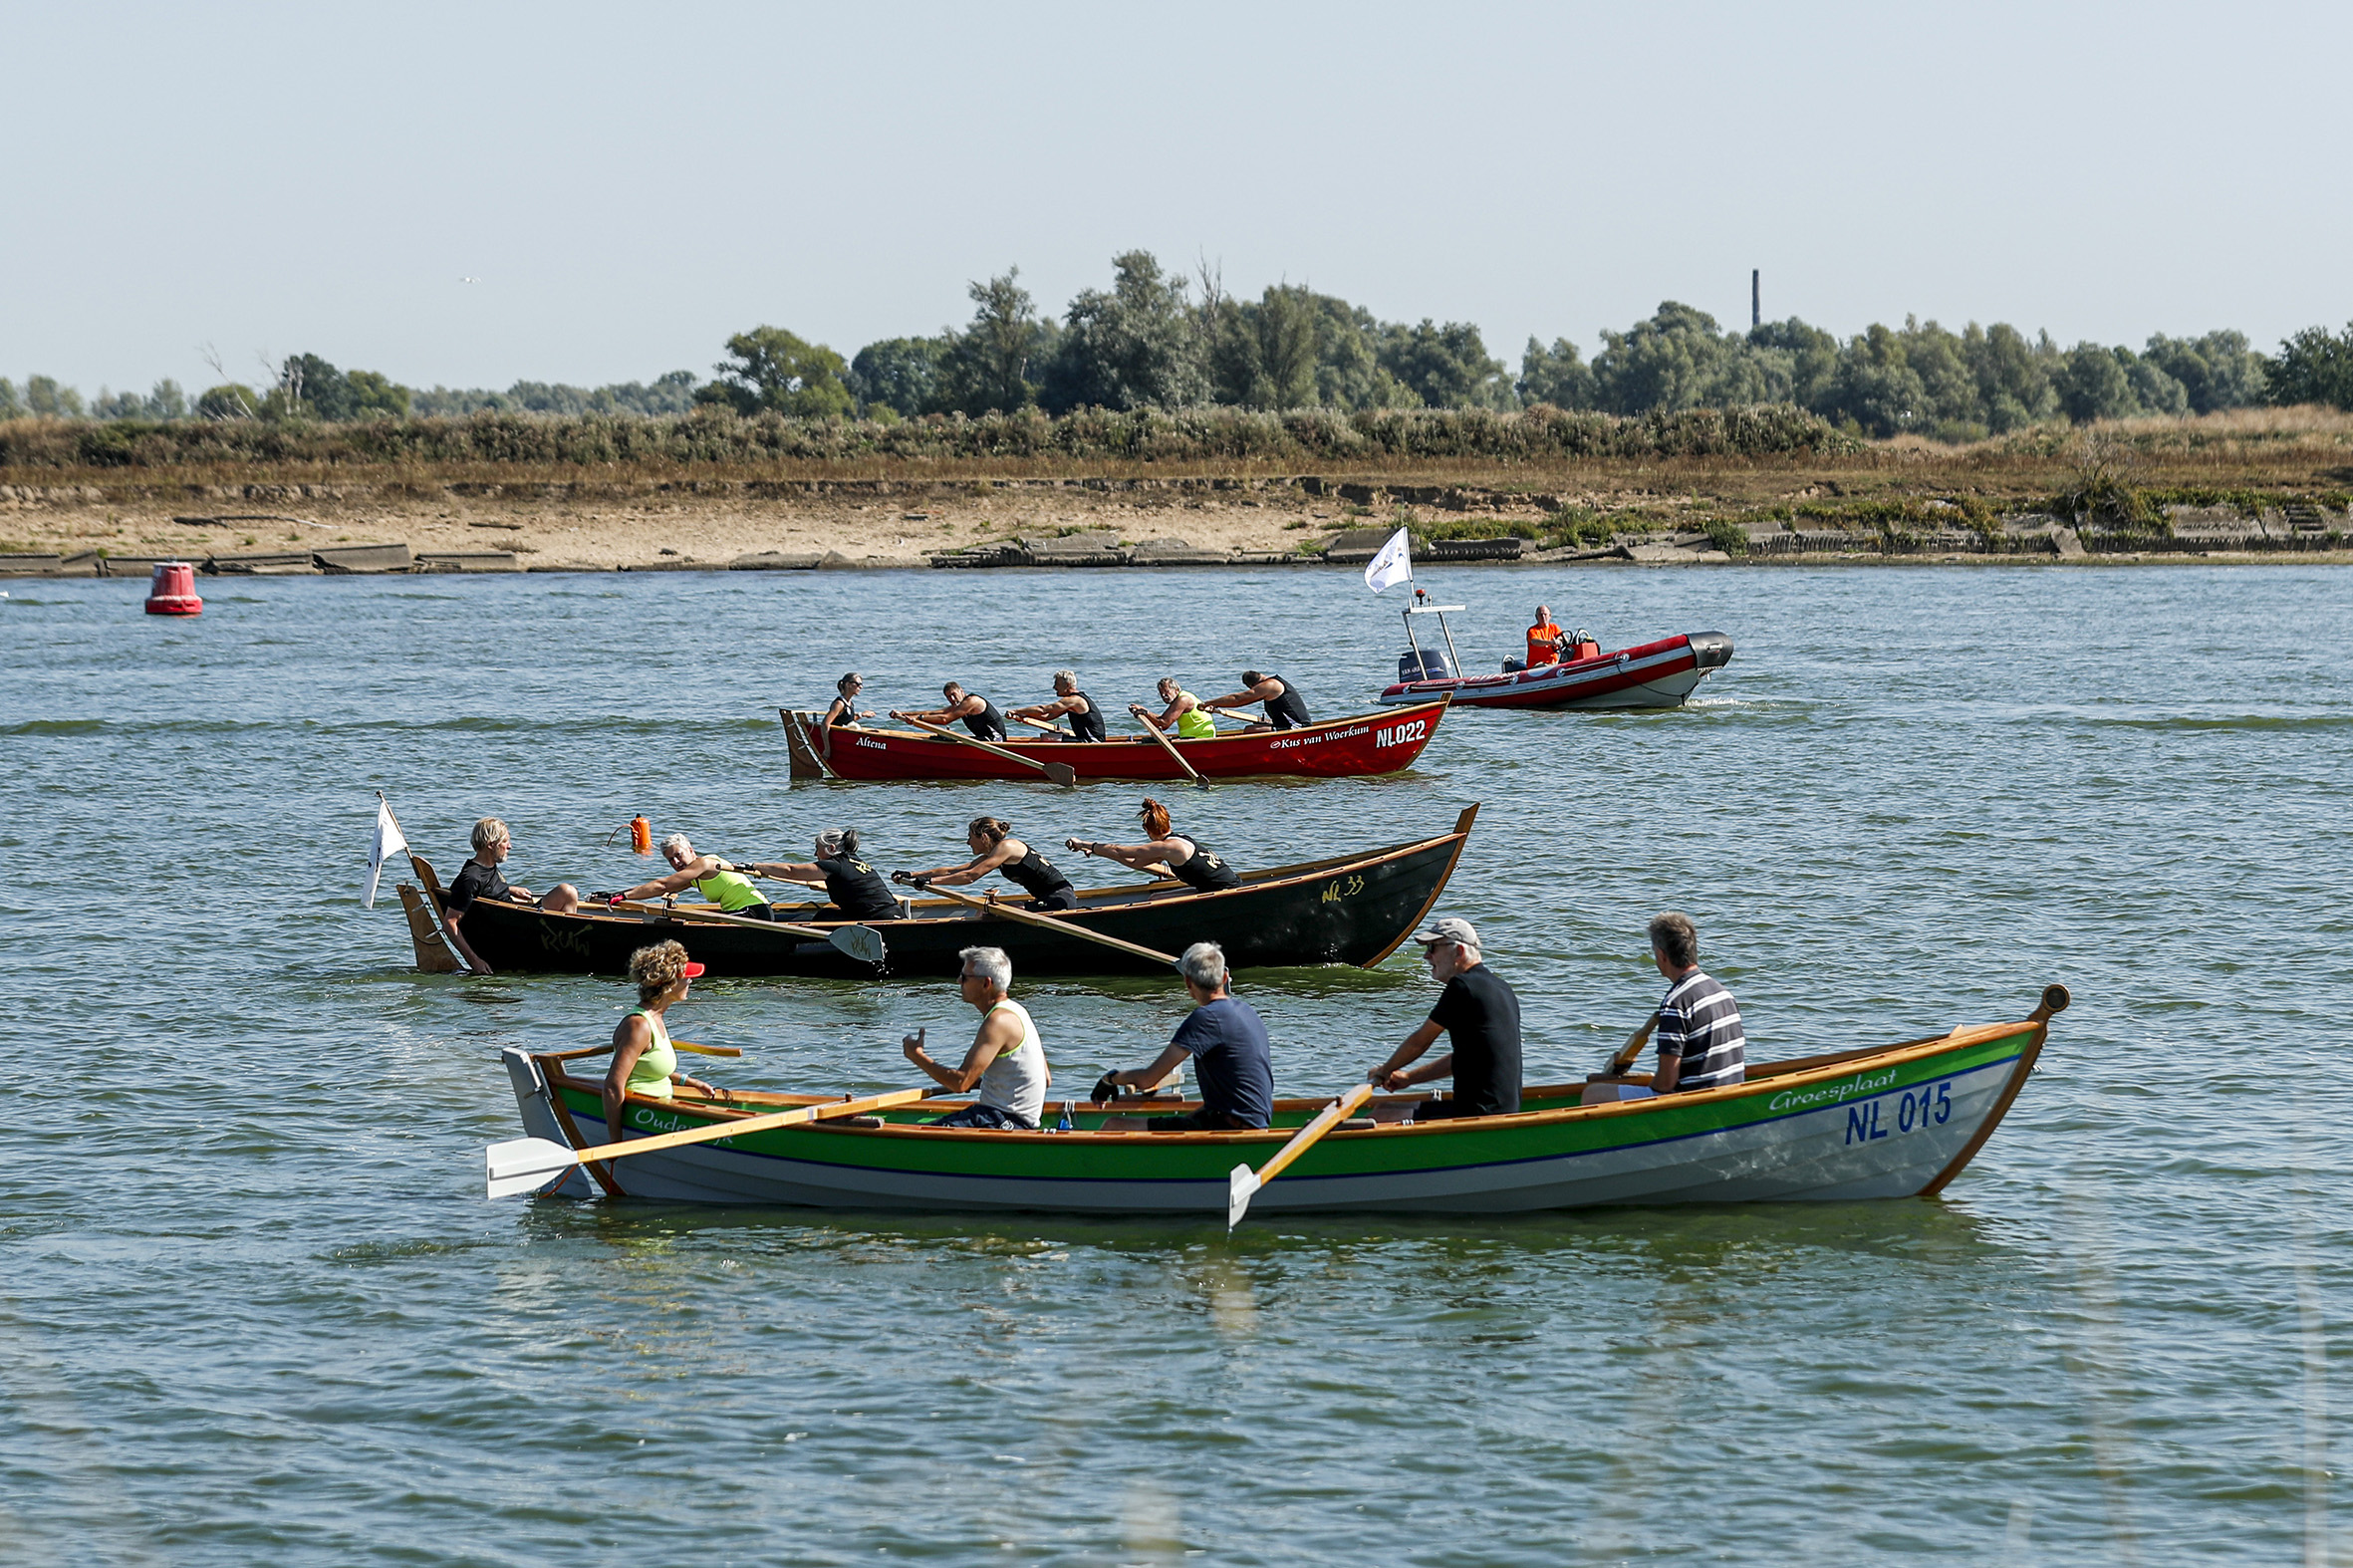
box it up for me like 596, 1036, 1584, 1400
4, 561, 2348, 1565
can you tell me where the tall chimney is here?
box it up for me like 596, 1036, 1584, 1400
1751, 269, 1760, 330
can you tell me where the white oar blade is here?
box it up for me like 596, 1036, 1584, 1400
486, 1136, 580, 1199
1226, 1164, 1262, 1230
831, 924, 887, 966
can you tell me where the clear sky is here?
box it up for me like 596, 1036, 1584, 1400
6, 0, 2348, 395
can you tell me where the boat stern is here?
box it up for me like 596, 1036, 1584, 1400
502, 1048, 597, 1198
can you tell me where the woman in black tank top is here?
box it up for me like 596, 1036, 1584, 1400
893, 816, 1079, 912
1065, 798, 1243, 894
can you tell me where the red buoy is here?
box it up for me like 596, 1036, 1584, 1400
144, 561, 203, 616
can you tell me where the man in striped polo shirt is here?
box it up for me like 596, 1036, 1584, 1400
1583, 913, 1745, 1103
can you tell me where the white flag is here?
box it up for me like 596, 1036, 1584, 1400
364, 799, 408, 909
1364, 526, 1413, 595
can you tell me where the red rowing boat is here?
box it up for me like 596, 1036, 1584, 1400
780, 699, 1450, 782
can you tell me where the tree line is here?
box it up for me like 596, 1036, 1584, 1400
6, 250, 2350, 438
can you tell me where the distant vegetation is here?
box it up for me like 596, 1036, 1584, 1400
5, 251, 2348, 447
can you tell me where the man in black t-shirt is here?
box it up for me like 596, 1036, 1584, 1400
1365, 916, 1521, 1121
441, 815, 581, 974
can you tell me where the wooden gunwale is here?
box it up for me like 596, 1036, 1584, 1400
531, 1051, 628, 1196
541, 1013, 2040, 1153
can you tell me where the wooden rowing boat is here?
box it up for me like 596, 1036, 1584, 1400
496, 985, 2069, 1212
780, 698, 1450, 782
411, 807, 1476, 979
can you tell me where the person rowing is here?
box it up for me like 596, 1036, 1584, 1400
1200, 669, 1312, 731
746, 827, 906, 922
1132, 676, 1218, 739
1364, 916, 1522, 1121
1065, 797, 1241, 893
1007, 668, 1107, 742
891, 680, 1009, 742
1089, 941, 1271, 1131
893, 815, 1079, 912
901, 945, 1052, 1129
606, 833, 776, 921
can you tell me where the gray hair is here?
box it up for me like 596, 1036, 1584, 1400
657, 832, 693, 857
1053, 667, 1077, 687
469, 816, 510, 853
959, 945, 1012, 991
1178, 940, 1227, 991
1649, 912, 1698, 969
815, 826, 858, 859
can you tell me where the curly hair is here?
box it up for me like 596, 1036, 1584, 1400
629, 939, 693, 1005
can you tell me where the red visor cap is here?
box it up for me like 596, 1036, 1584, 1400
680, 961, 707, 978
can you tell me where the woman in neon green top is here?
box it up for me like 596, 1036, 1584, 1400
609, 833, 775, 920
1137, 676, 1218, 740
602, 940, 718, 1141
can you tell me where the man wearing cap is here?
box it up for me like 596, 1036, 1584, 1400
1366, 916, 1522, 1120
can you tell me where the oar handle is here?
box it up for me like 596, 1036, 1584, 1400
1605, 1013, 1662, 1077
895, 713, 1056, 774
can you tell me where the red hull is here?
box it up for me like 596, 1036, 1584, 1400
784, 699, 1450, 783
1377, 633, 1733, 711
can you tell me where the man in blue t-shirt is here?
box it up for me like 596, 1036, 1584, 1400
1089, 941, 1274, 1130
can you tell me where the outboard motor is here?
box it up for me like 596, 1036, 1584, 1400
1399, 647, 1453, 682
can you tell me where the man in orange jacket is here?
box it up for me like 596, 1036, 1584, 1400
1526, 605, 1565, 666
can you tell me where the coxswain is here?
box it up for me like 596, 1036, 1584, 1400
894, 816, 1080, 912
819, 671, 873, 761
1525, 606, 1565, 667
1201, 669, 1311, 731
892, 680, 1008, 742
748, 828, 906, 921
1066, 797, 1241, 893
1007, 668, 1107, 741
443, 815, 582, 973
1364, 916, 1522, 1121
602, 940, 720, 1145
1133, 676, 1218, 739
901, 945, 1051, 1129
607, 833, 776, 921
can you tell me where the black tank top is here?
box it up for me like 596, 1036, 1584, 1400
1260, 676, 1311, 730
1067, 692, 1106, 742
963, 698, 1008, 741
816, 856, 902, 920
827, 699, 857, 728
998, 842, 1074, 901
1168, 836, 1240, 892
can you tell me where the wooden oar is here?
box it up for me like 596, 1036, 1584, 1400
1129, 706, 1210, 790
922, 883, 1180, 969
1227, 1083, 1376, 1228
1601, 1012, 1662, 1079
605, 899, 888, 965
486, 1086, 931, 1198
891, 713, 1079, 787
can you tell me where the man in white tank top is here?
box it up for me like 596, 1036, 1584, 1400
903, 944, 1050, 1129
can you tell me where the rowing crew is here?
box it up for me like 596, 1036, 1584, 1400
432, 802, 1238, 972
612, 912, 1744, 1133
827, 667, 1314, 745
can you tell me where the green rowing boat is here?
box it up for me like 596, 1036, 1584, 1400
495, 985, 2068, 1213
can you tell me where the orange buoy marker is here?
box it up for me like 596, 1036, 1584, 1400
144, 561, 202, 616
630, 815, 653, 856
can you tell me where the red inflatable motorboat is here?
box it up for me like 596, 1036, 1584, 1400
1374, 601, 1733, 711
